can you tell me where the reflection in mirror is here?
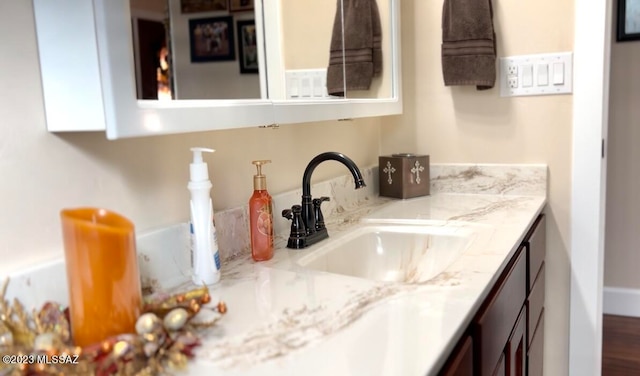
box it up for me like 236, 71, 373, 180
276, 0, 392, 101
342, 0, 393, 99
277, 0, 344, 101
130, 0, 263, 100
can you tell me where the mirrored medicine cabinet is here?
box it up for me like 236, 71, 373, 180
33, 0, 401, 139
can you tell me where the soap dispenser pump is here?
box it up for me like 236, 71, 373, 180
249, 160, 274, 261
188, 147, 221, 285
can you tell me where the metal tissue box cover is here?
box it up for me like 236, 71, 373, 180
378, 154, 430, 199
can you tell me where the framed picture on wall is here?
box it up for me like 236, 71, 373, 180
617, 0, 640, 41
180, 0, 229, 13
230, 0, 254, 12
237, 20, 259, 73
189, 16, 236, 62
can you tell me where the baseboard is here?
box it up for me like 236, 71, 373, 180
603, 287, 640, 317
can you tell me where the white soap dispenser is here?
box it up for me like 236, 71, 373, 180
188, 147, 221, 285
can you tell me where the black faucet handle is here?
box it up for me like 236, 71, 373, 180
283, 205, 306, 235
313, 197, 330, 231
282, 204, 303, 218
283, 205, 306, 249
313, 197, 331, 205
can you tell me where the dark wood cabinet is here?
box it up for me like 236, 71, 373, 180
474, 247, 526, 376
440, 335, 474, 376
506, 307, 527, 376
527, 265, 545, 348
439, 214, 546, 376
526, 216, 546, 291
492, 354, 506, 376
525, 215, 546, 375
527, 312, 544, 376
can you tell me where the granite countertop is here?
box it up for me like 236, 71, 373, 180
2, 164, 547, 376
180, 165, 547, 376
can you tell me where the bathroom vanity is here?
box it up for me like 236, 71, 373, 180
181, 164, 548, 375
440, 215, 545, 376
2, 164, 547, 375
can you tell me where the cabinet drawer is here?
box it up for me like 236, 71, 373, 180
506, 306, 526, 376
474, 247, 527, 376
527, 312, 545, 376
526, 215, 546, 291
527, 263, 545, 348
439, 335, 473, 376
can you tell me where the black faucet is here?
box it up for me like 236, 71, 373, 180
282, 152, 366, 249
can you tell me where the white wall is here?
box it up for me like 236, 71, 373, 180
0, 0, 380, 276
604, 13, 640, 294
380, 1, 574, 375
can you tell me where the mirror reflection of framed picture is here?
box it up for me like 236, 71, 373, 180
230, 0, 254, 12
181, 0, 229, 13
189, 16, 236, 62
237, 20, 258, 73
617, 0, 640, 41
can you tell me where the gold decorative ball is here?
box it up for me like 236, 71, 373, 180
218, 301, 228, 314
163, 308, 189, 331
101, 340, 112, 353
189, 299, 201, 314
135, 312, 162, 334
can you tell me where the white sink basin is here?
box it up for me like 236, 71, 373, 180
297, 224, 475, 284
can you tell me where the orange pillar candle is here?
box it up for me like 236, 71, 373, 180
60, 208, 142, 348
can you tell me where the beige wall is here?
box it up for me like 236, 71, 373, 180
604, 32, 640, 288
380, 1, 574, 375
281, 0, 334, 71
0, 1, 380, 275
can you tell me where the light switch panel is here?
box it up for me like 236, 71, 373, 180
499, 52, 572, 97
285, 69, 330, 99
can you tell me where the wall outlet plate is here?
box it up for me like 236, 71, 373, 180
499, 52, 573, 97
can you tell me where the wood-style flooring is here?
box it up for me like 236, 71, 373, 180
603, 314, 640, 375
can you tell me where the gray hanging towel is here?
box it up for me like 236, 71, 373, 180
327, 0, 382, 97
441, 0, 496, 90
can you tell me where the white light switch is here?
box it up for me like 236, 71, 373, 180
553, 62, 564, 85
301, 78, 311, 97
522, 65, 533, 87
290, 78, 299, 97
537, 64, 549, 86
313, 77, 323, 96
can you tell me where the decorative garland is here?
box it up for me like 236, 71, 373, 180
0, 279, 226, 375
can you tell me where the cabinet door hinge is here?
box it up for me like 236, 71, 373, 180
602, 139, 605, 159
